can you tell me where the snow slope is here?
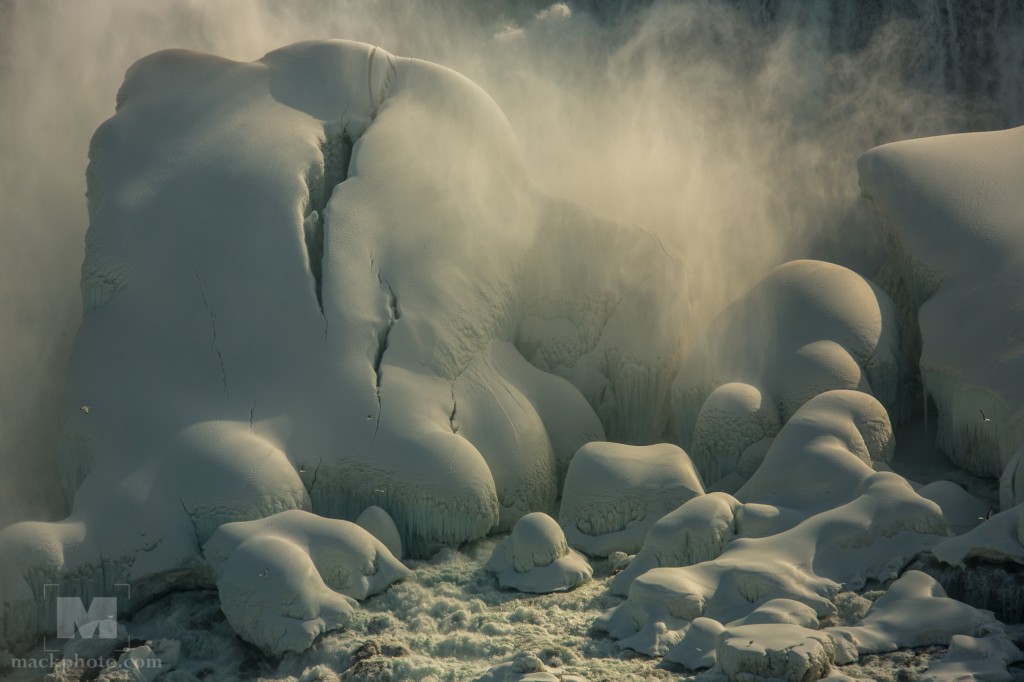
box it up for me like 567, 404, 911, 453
859, 126, 1024, 479
0, 40, 684, 654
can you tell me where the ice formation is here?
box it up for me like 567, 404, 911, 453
859, 125, 1024, 478
356, 505, 404, 560
931, 505, 1024, 567
596, 391, 949, 658
826, 571, 1010, 663
485, 512, 592, 594
202, 510, 410, 654
558, 442, 704, 556
673, 259, 908, 490
0, 40, 684, 653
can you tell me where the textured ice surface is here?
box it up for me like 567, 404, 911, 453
859, 126, 1024, 478
0, 39, 685, 652
673, 259, 907, 488
715, 623, 836, 681
203, 510, 410, 654
485, 512, 592, 594
558, 442, 704, 556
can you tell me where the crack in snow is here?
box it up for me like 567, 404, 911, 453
185, 248, 228, 399
449, 385, 459, 434
372, 272, 400, 443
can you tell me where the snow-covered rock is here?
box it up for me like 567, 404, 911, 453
715, 624, 836, 682
922, 633, 1024, 682
916, 480, 989, 536
474, 652, 590, 682
0, 39, 685, 652
826, 571, 1009, 664
96, 639, 180, 682
202, 510, 410, 654
859, 125, 1024, 478
596, 391, 947, 657
558, 442, 704, 557
356, 505, 403, 560
931, 505, 1024, 567
673, 259, 908, 488
485, 512, 591, 593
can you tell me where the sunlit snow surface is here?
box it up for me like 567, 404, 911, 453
6, 26, 1024, 681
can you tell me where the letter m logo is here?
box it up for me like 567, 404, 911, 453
56, 597, 118, 639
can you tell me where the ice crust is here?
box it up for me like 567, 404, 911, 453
485, 512, 592, 594
859, 126, 1024, 479
673, 260, 907, 488
0, 40, 684, 653
558, 442, 704, 556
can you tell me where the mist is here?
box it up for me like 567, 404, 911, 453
1, 0, 1022, 529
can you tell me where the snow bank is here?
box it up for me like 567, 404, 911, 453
596, 391, 947, 657
859, 126, 1024, 478
202, 510, 409, 654
673, 259, 907, 487
921, 634, 1024, 682
485, 512, 592, 593
558, 442, 704, 556
931, 505, 1024, 567
826, 571, 1009, 664
0, 39, 685, 652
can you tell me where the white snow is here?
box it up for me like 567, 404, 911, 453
558, 442, 704, 557
826, 571, 1010, 664
931, 505, 1024, 567
485, 512, 592, 594
356, 505, 404, 560
0, 39, 683, 653
597, 391, 947, 658
859, 125, 1024, 479
673, 259, 907, 487
202, 510, 410, 654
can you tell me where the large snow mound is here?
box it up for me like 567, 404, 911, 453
0, 39, 685, 654
673, 259, 907, 490
859, 125, 1024, 478
558, 442, 704, 557
596, 391, 948, 658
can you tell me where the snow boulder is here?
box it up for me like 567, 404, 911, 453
202, 510, 410, 654
356, 505, 403, 560
0, 39, 685, 652
931, 505, 1024, 567
475, 652, 590, 682
826, 570, 1010, 664
596, 391, 947, 657
673, 259, 908, 486
485, 512, 592, 593
558, 442, 704, 556
715, 624, 836, 681
859, 125, 1024, 478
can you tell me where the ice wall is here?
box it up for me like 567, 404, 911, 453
859, 126, 1024, 479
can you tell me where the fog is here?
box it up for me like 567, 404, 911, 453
1, 0, 1022, 528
